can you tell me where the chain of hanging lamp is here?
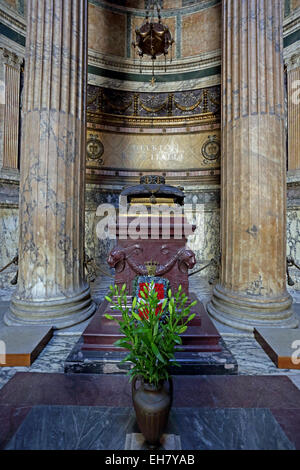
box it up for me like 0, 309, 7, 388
132, 0, 174, 85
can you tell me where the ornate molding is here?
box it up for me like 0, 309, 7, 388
88, 48, 221, 76
284, 6, 300, 36
285, 48, 300, 71
87, 85, 220, 128
0, 47, 23, 67
0, 5, 26, 33
87, 110, 219, 128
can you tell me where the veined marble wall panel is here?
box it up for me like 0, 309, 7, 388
292, 0, 300, 11
287, 182, 300, 291
0, 0, 25, 16
0, 207, 18, 278
85, 184, 119, 266
184, 186, 220, 281
87, 0, 222, 61
88, 3, 126, 58
0, 206, 18, 253
181, 4, 221, 57
86, 130, 221, 170
287, 208, 300, 291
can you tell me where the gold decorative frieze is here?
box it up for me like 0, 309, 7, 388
87, 111, 218, 128
87, 84, 220, 129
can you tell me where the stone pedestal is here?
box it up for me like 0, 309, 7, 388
5, 0, 95, 328
207, 0, 298, 331
108, 215, 196, 296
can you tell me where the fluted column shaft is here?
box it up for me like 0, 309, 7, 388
5, 0, 95, 328
207, 0, 298, 331
287, 54, 300, 172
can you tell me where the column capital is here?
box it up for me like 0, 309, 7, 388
285, 47, 300, 72
0, 47, 23, 68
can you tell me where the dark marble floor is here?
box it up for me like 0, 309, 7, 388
1, 372, 300, 450
1, 276, 300, 450
4, 405, 295, 450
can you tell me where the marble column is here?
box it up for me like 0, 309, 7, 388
5, 0, 96, 328
207, 0, 298, 331
286, 49, 300, 291
286, 51, 300, 173
0, 48, 22, 171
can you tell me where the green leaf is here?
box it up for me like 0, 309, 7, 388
114, 339, 132, 349
187, 313, 196, 323
174, 336, 182, 344
105, 314, 114, 320
151, 343, 166, 364
177, 326, 187, 334
132, 312, 142, 322
105, 296, 112, 303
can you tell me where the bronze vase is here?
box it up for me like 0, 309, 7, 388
132, 376, 173, 446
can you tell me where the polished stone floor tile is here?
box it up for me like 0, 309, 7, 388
167, 408, 295, 450
289, 375, 300, 390
0, 335, 80, 390
0, 405, 31, 450
223, 335, 300, 376
2, 373, 300, 411
0, 275, 300, 394
5, 406, 136, 450
4, 405, 295, 451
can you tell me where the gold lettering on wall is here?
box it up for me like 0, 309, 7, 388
86, 130, 221, 170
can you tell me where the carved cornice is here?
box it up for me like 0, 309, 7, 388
88, 48, 221, 76
284, 7, 300, 36
285, 48, 300, 71
87, 111, 219, 128
85, 167, 221, 186
0, 5, 26, 33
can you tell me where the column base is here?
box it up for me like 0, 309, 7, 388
207, 284, 299, 332
4, 286, 96, 330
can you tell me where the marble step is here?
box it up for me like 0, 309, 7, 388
0, 326, 53, 367
254, 328, 300, 369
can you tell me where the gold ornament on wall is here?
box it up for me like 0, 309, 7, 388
201, 135, 220, 163
86, 134, 104, 166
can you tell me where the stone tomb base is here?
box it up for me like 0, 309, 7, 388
254, 328, 300, 370
64, 293, 238, 375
